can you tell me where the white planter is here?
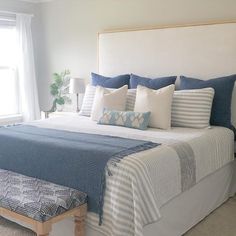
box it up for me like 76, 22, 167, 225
56, 104, 64, 112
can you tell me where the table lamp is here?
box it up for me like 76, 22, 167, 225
69, 78, 85, 112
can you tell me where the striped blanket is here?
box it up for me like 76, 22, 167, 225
87, 141, 196, 236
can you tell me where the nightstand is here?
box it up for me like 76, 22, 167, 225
41, 111, 78, 119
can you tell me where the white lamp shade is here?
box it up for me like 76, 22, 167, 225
69, 78, 85, 94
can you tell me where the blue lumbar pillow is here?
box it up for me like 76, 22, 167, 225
91, 72, 130, 88
98, 109, 151, 130
179, 75, 236, 131
130, 74, 177, 89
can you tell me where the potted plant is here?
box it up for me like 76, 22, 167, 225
49, 70, 71, 112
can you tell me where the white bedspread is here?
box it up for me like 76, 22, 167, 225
31, 116, 234, 236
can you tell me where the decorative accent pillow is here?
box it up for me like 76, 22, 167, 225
125, 89, 136, 111
179, 75, 236, 130
98, 110, 151, 130
91, 85, 128, 121
80, 85, 136, 116
172, 88, 215, 128
79, 84, 95, 117
91, 72, 130, 88
130, 74, 177, 89
134, 85, 175, 129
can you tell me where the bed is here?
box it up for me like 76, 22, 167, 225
3, 21, 236, 236
26, 114, 233, 236
88, 20, 236, 236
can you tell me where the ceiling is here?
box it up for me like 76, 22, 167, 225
17, 0, 54, 3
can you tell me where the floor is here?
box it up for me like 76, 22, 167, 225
0, 197, 236, 236
184, 196, 236, 236
0, 217, 35, 236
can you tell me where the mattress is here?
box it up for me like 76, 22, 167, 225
31, 116, 234, 236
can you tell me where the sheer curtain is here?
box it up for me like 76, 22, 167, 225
16, 14, 40, 121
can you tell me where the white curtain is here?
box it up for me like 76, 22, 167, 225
16, 14, 40, 121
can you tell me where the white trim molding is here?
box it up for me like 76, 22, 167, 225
0, 114, 23, 125
16, 0, 55, 3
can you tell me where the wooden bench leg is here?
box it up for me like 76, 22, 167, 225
36, 222, 52, 236
74, 204, 87, 236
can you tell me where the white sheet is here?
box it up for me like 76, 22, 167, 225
31, 116, 234, 236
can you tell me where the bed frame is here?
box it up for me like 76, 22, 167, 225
90, 20, 236, 236
85, 161, 236, 236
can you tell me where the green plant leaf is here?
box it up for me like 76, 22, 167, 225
50, 70, 71, 104
53, 73, 63, 87
50, 83, 59, 96
56, 97, 65, 105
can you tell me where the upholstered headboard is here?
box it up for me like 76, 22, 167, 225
98, 21, 236, 126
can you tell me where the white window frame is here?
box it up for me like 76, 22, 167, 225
0, 16, 22, 124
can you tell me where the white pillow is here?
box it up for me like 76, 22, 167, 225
171, 88, 215, 128
134, 85, 175, 129
91, 85, 128, 121
80, 85, 136, 116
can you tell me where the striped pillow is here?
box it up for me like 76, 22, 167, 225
171, 88, 215, 128
79, 85, 137, 116
126, 89, 136, 111
79, 84, 95, 116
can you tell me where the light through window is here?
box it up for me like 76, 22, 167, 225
0, 27, 18, 116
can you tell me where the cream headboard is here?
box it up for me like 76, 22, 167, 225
98, 21, 236, 126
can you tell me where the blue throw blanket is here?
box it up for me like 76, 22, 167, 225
0, 125, 159, 222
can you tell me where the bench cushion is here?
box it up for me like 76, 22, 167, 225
0, 170, 87, 222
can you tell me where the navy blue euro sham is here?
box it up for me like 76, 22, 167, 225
179, 75, 236, 137
91, 72, 130, 88
130, 74, 177, 89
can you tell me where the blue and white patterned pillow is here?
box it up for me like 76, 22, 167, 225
98, 109, 151, 130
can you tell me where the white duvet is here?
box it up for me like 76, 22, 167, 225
31, 115, 234, 236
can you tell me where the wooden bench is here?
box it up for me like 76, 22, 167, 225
0, 169, 87, 236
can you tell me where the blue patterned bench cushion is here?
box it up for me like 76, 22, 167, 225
0, 169, 87, 222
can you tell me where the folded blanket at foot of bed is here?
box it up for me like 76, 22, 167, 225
0, 124, 159, 222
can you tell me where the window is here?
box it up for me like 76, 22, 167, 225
0, 25, 19, 116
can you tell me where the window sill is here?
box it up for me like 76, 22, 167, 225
0, 114, 23, 126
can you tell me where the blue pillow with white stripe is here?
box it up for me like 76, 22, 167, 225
179, 75, 236, 133
98, 110, 151, 130
91, 73, 130, 88
130, 74, 177, 89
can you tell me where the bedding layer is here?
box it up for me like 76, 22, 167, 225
31, 116, 234, 236
0, 124, 158, 220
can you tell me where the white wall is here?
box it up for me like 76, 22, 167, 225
8, 0, 236, 110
